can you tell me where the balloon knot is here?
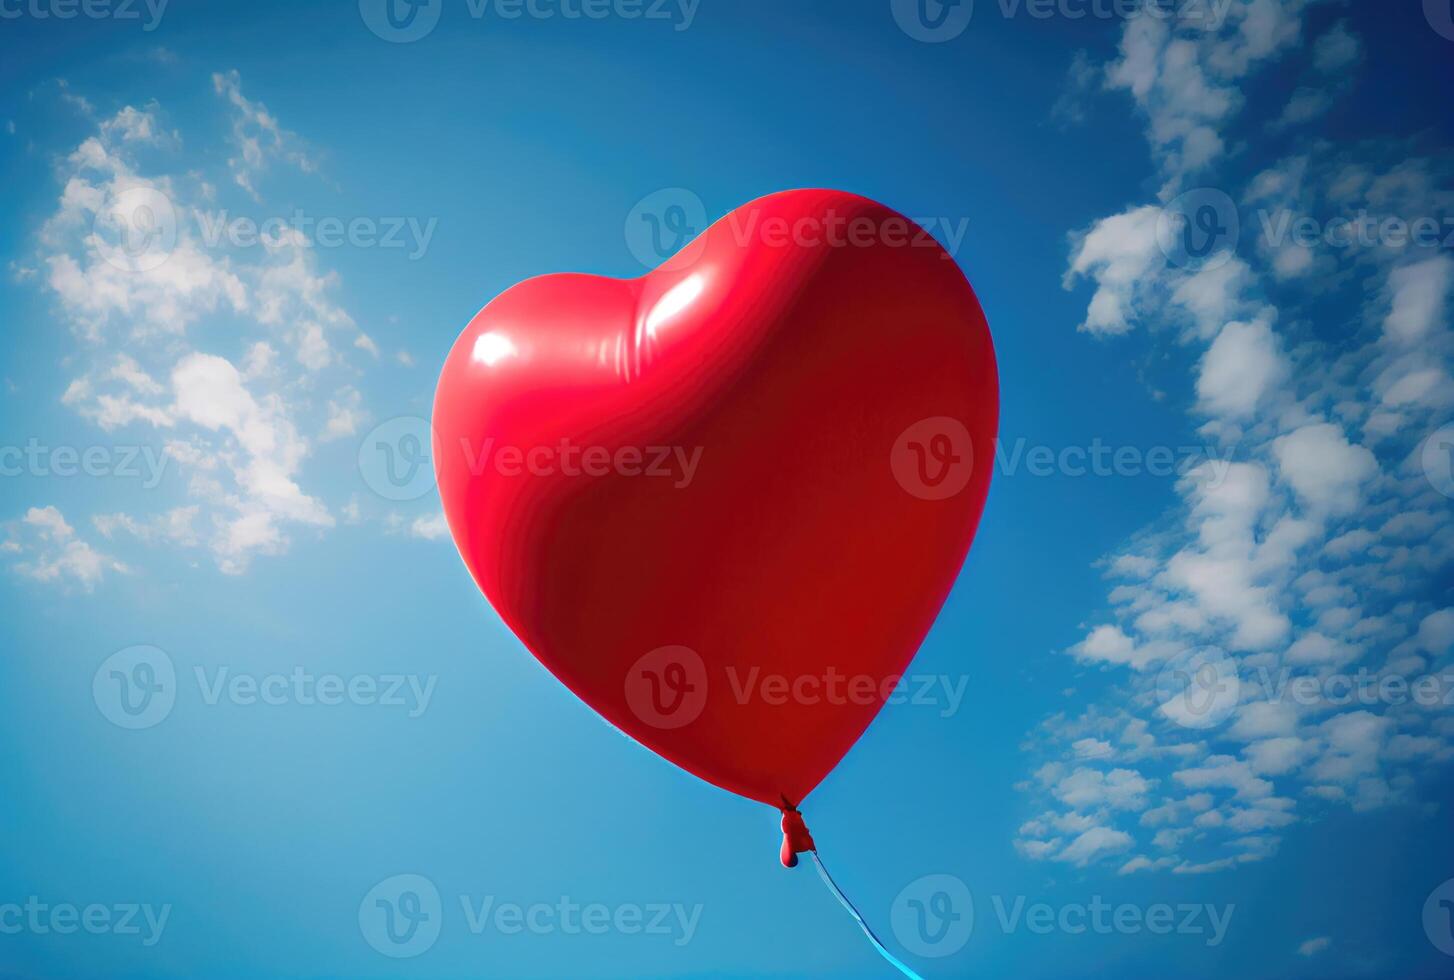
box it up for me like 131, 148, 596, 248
779, 802, 816, 869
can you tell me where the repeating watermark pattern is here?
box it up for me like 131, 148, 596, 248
996, 437, 1233, 484
1248, 666, 1453, 710
1154, 646, 1241, 730
359, 0, 699, 43
891, 0, 1234, 43
891, 874, 974, 957
624, 645, 709, 729
94, 187, 177, 274
92, 646, 437, 729
1152, 650, 1453, 730
359, 417, 437, 501
623, 646, 971, 729
625, 188, 709, 270
1426, 0, 1454, 42
360, 875, 443, 958
0, 441, 169, 488
358, 874, 702, 959
623, 188, 973, 270
0, 898, 171, 946
1157, 188, 1239, 272
358, 416, 705, 501
0, 0, 167, 29
1258, 210, 1454, 252
889, 875, 1233, 956
1422, 424, 1454, 499
1425, 878, 1454, 956
892, 417, 976, 500
93, 646, 177, 730
196, 210, 438, 260
92, 191, 438, 272
892, 422, 1237, 500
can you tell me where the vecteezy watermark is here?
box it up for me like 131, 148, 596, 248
359, 0, 699, 42
891, 875, 974, 957
195, 210, 438, 260
995, 438, 1235, 484
0, 898, 171, 946
625, 188, 709, 270
890, 0, 1233, 43
360, 875, 443, 958
358, 416, 705, 501
92, 646, 438, 729
359, 417, 437, 502
622, 646, 971, 730
623, 188, 972, 270
889, 876, 1234, 957
1257, 210, 1454, 252
1157, 187, 1239, 272
93, 192, 438, 272
891, 421, 1236, 501
0, 0, 168, 30
0, 440, 169, 488
1155, 646, 1241, 730
892, 418, 976, 500
1425, 878, 1454, 956
358, 874, 702, 958
1426, 0, 1454, 42
1421, 424, 1454, 499
93, 187, 178, 274
93, 646, 177, 730
1247, 666, 1453, 710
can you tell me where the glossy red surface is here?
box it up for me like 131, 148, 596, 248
433, 188, 997, 809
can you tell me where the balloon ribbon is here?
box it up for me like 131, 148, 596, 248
780, 805, 927, 980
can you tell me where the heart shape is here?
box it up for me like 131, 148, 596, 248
433, 189, 997, 810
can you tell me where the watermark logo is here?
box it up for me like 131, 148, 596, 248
1257, 210, 1454, 252
1426, 0, 1454, 41
94, 187, 177, 274
359, 0, 443, 41
1155, 646, 1240, 729
0, 441, 169, 487
360, 874, 443, 958
360, 416, 437, 501
891, 0, 973, 42
1157, 188, 1238, 272
0, 0, 169, 30
92, 645, 176, 730
0, 898, 171, 945
624, 645, 708, 729
891, 874, 973, 958
1421, 424, 1454, 499
625, 188, 709, 271
1425, 878, 1454, 956
195, 210, 438, 259
892, 417, 975, 500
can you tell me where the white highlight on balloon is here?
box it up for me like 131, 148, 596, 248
471, 331, 517, 367
644, 274, 705, 339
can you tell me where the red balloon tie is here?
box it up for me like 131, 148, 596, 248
779, 803, 816, 868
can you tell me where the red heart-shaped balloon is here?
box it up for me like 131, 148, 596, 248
433, 189, 996, 814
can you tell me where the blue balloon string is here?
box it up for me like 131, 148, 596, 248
810, 851, 926, 980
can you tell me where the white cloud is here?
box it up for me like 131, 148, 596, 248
31, 82, 372, 576
1196, 316, 1285, 418
1271, 423, 1377, 516
1297, 936, 1331, 957
4, 506, 129, 589
1059, 826, 1134, 867
1383, 255, 1453, 345
211, 70, 318, 200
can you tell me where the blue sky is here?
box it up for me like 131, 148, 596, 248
1, 1, 1453, 977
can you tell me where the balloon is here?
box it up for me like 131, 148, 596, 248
432, 188, 997, 840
